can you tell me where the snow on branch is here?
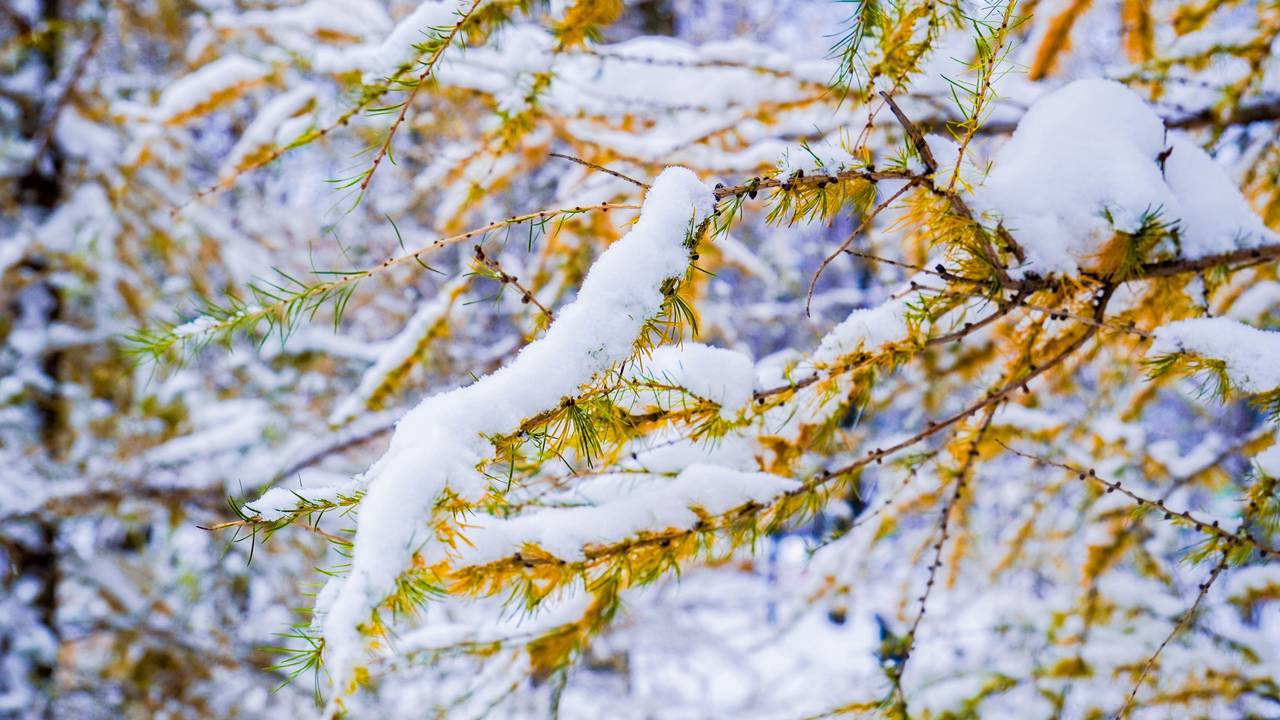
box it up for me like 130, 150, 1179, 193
304, 166, 713, 699
154, 55, 273, 126
219, 84, 317, 180
978, 79, 1278, 279
327, 277, 467, 426
1149, 317, 1280, 417
58, 3, 1280, 714
456, 464, 796, 569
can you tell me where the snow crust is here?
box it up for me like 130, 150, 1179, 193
811, 282, 917, 364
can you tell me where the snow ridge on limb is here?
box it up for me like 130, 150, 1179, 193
308, 166, 713, 702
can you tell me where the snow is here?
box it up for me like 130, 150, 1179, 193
314, 1, 461, 78
1227, 281, 1280, 322
53, 109, 119, 171
1147, 435, 1224, 479
775, 139, 856, 176
1255, 440, 1280, 478
31, 183, 115, 254
755, 274, 940, 441
638, 343, 755, 418
621, 432, 760, 475
327, 277, 466, 426
0, 235, 28, 285
171, 305, 261, 340
1224, 565, 1280, 600
171, 316, 217, 339
458, 464, 796, 567
221, 84, 316, 177
245, 479, 366, 523
154, 55, 272, 123
397, 589, 593, 654
924, 132, 985, 191
810, 283, 916, 364
215, 0, 390, 41
1163, 134, 1278, 256
144, 403, 268, 466
1150, 317, 1280, 392
714, 232, 780, 283
977, 79, 1277, 278
13, 1, 1280, 715
992, 404, 1065, 432
307, 166, 714, 695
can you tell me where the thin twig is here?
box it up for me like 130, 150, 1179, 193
201, 518, 349, 545
913, 285, 1154, 339
549, 152, 650, 189
879, 90, 1015, 277
880, 91, 939, 173
893, 407, 997, 709
1116, 552, 1232, 719
805, 178, 919, 316
1003, 446, 1279, 558
943, 1, 1017, 194
160, 202, 634, 347
359, 0, 484, 195
472, 245, 555, 320
711, 167, 922, 201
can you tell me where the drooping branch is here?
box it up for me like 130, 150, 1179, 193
357, 0, 486, 196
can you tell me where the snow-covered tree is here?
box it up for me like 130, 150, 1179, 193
2, 0, 1279, 717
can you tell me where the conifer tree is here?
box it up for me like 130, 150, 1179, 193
2, 1, 1280, 718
